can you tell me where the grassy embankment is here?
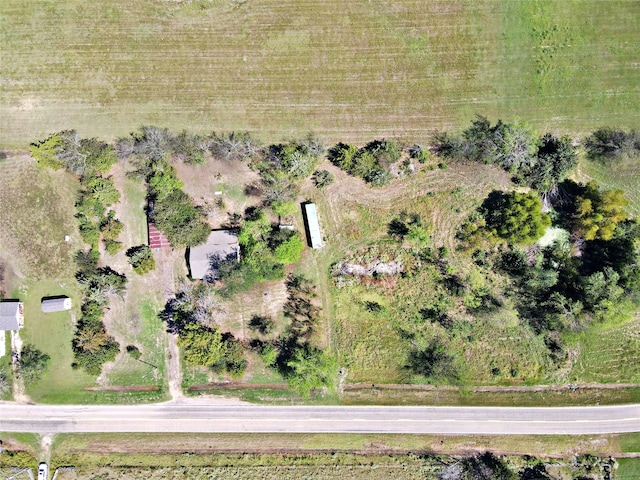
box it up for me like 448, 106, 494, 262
1, 0, 639, 147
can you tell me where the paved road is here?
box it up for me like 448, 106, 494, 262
1, 403, 639, 435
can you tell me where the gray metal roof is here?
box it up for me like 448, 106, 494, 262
0, 302, 21, 330
41, 297, 72, 313
188, 230, 239, 279
303, 203, 323, 249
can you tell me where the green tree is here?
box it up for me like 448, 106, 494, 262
274, 234, 304, 264
481, 190, 550, 244
286, 345, 337, 397
178, 322, 225, 368
18, 345, 50, 383
585, 127, 640, 161
30, 134, 64, 170
85, 176, 121, 207
152, 190, 210, 247
126, 245, 156, 275
100, 216, 124, 241
573, 182, 628, 240
148, 163, 184, 201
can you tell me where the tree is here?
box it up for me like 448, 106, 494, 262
480, 190, 550, 245
85, 176, 121, 207
585, 127, 640, 161
572, 182, 628, 240
100, 216, 124, 241
152, 189, 210, 247
18, 345, 50, 383
178, 322, 225, 368
30, 133, 64, 170
148, 164, 184, 201
286, 345, 337, 397
126, 245, 156, 275
525, 133, 577, 193
274, 234, 304, 264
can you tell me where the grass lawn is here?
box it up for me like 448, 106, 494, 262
1, 1, 639, 148
17, 278, 97, 403
617, 458, 640, 480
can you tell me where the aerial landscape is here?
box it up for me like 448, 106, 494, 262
1, 0, 639, 478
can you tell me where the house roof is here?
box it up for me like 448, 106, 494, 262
0, 302, 21, 331
303, 203, 323, 249
41, 297, 72, 313
188, 230, 239, 279
148, 222, 171, 249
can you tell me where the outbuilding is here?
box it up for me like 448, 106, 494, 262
41, 297, 72, 313
302, 202, 323, 249
0, 301, 24, 331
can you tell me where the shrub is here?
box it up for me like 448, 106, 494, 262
18, 344, 51, 383
104, 239, 123, 255
126, 245, 156, 275
312, 169, 335, 188
126, 345, 142, 360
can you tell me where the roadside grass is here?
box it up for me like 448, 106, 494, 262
341, 387, 640, 407
1, 332, 12, 400
617, 458, 640, 480
0, 156, 81, 279
618, 433, 640, 453
2, 1, 639, 148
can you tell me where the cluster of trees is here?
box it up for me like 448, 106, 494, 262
327, 139, 399, 186
119, 133, 210, 248
251, 274, 337, 397
219, 208, 305, 295
458, 191, 551, 246
116, 126, 261, 165
433, 116, 578, 195
72, 263, 126, 374
164, 282, 247, 376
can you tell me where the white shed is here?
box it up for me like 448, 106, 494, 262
302, 203, 323, 249
41, 297, 72, 313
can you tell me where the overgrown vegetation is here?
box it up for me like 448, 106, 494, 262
126, 245, 156, 275
327, 140, 398, 186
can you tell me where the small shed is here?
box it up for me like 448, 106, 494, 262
188, 230, 240, 280
302, 202, 323, 249
0, 301, 24, 331
41, 297, 72, 313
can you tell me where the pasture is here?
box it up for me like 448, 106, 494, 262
1, 0, 639, 148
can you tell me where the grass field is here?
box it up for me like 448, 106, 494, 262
1, 0, 639, 148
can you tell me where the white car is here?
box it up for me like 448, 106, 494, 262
37, 462, 48, 480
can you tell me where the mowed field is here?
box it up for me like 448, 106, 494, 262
1, 0, 640, 147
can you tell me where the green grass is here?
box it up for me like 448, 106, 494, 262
617, 458, 640, 480
0, 331, 12, 400
17, 278, 96, 403
105, 299, 168, 394
1, 1, 639, 148
0, 157, 81, 278
618, 433, 640, 454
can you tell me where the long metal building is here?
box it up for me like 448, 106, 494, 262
302, 202, 323, 249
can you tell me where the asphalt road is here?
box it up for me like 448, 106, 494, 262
1, 403, 639, 435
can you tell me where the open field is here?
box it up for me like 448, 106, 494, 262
2, 0, 639, 148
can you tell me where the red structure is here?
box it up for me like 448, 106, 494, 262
148, 222, 171, 249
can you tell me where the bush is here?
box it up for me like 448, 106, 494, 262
312, 169, 335, 188
126, 245, 156, 275
126, 345, 142, 360
104, 239, 123, 255
248, 315, 275, 335
18, 344, 50, 383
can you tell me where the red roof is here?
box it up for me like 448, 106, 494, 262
148, 222, 171, 249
